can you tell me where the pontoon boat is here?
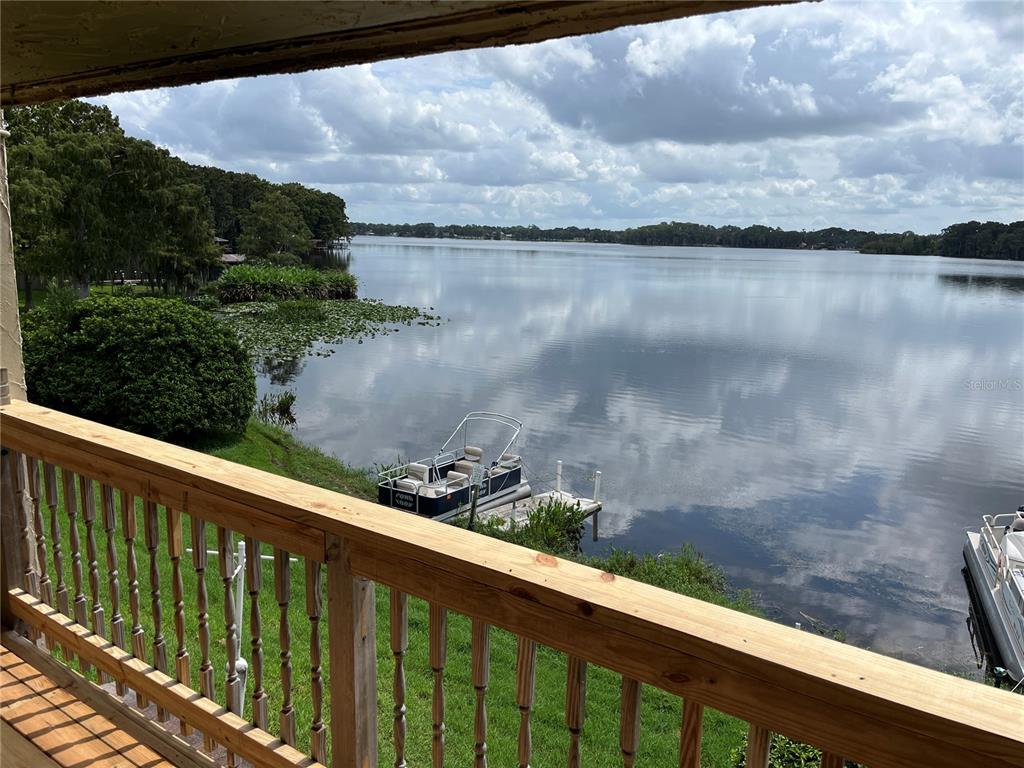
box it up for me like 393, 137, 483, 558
377, 412, 532, 521
963, 506, 1024, 683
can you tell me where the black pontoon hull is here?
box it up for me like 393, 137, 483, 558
378, 465, 525, 519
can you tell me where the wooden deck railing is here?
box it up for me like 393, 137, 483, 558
1, 397, 1022, 768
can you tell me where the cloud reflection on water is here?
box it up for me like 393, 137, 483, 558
271, 238, 1024, 674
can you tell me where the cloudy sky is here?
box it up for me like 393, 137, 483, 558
95, 0, 1023, 233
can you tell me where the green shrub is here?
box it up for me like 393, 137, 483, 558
23, 295, 255, 443
731, 732, 863, 767
183, 292, 222, 311
111, 284, 139, 297
580, 546, 758, 612
469, 503, 758, 614
212, 264, 357, 303
476, 497, 588, 554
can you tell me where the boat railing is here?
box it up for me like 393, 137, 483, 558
376, 451, 459, 488
2, 395, 1022, 768
982, 514, 1013, 549
984, 512, 1022, 530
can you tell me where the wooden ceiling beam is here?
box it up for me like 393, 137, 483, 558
2, 1, 789, 106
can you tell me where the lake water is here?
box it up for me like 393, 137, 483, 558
261, 236, 1024, 675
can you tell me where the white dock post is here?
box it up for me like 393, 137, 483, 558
592, 470, 601, 542
555, 460, 563, 493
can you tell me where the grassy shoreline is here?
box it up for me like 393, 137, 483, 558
208, 420, 378, 500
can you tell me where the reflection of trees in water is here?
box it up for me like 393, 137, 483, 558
307, 243, 352, 270
258, 355, 306, 385
939, 274, 1024, 293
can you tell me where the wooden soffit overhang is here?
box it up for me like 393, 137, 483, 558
2, 1, 791, 106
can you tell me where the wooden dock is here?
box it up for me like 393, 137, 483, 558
479, 489, 602, 537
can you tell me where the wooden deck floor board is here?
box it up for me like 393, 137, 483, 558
0, 719, 62, 767
0, 645, 174, 768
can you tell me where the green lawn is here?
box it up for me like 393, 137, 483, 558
18, 283, 157, 311
29, 421, 750, 767
207, 420, 378, 500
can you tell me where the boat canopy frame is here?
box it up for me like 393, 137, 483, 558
438, 411, 523, 466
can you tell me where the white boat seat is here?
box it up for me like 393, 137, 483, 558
1005, 532, 1024, 564
464, 445, 483, 462
446, 470, 469, 488
417, 472, 470, 498
454, 459, 476, 478
488, 465, 508, 477
501, 452, 520, 463
394, 478, 422, 493
406, 462, 430, 483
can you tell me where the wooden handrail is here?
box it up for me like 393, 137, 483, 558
0, 400, 324, 560
2, 398, 1022, 767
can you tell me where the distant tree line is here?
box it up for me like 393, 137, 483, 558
352, 219, 1023, 260
6, 100, 349, 304
190, 167, 349, 257
857, 221, 1023, 260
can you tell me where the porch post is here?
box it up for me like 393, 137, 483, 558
0, 370, 22, 631
327, 534, 378, 768
0, 112, 27, 400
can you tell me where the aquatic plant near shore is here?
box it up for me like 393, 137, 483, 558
212, 264, 358, 302
216, 297, 444, 362
254, 390, 298, 427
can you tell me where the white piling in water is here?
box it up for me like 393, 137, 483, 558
555, 460, 563, 492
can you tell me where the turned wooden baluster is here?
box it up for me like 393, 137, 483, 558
275, 548, 296, 746
25, 456, 49, 605
620, 678, 641, 768
390, 589, 409, 768
820, 752, 844, 768
44, 464, 69, 659
24, 456, 49, 647
100, 485, 126, 696
516, 636, 538, 768
7, 451, 39, 643
62, 469, 89, 671
679, 699, 704, 768
79, 475, 108, 683
121, 490, 148, 709
746, 724, 771, 768
566, 656, 587, 768
167, 508, 191, 735
191, 516, 215, 751
306, 559, 326, 764
429, 602, 447, 768
471, 619, 490, 768
144, 500, 169, 721
10, 452, 39, 597
245, 536, 268, 730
